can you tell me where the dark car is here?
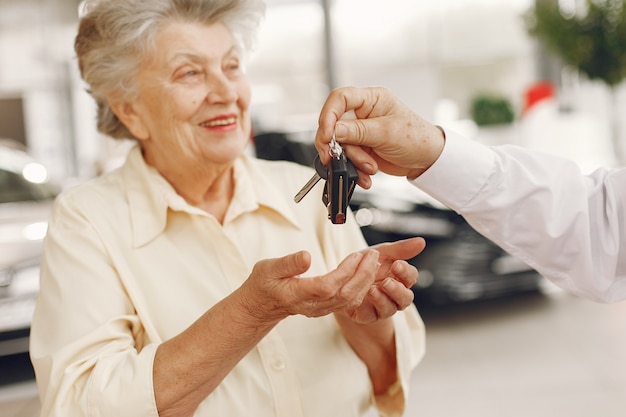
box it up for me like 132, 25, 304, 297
254, 130, 542, 305
0, 139, 56, 356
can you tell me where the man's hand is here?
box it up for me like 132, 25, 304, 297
315, 86, 445, 185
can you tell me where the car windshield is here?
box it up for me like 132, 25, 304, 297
0, 167, 56, 204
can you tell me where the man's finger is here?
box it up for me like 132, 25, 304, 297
315, 87, 384, 161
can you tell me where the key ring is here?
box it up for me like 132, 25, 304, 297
329, 132, 343, 159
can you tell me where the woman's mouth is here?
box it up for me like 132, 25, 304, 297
200, 116, 237, 128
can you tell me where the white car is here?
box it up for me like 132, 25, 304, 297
0, 139, 56, 356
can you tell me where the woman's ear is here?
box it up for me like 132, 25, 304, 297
109, 101, 150, 140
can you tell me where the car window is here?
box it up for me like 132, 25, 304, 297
0, 168, 55, 203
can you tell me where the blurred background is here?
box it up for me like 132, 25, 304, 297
1, 0, 626, 416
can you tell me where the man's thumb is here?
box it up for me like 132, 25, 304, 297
334, 120, 360, 145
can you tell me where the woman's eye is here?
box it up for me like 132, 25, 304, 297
226, 60, 241, 72
176, 68, 201, 80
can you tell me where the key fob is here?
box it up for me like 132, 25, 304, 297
324, 154, 358, 224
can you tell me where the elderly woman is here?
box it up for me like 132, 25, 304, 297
29, 1, 426, 416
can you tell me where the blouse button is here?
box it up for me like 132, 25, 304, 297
271, 356, 286, 371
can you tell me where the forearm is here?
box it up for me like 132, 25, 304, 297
334, 312, 397, 394
154, 290, 281, 417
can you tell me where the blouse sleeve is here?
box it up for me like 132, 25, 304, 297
29, 193, 159, 417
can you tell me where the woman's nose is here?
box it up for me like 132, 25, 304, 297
205, 74, 237, 103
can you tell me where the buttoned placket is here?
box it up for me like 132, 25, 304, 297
256, 334, 305, 417
211, 220, 305, 417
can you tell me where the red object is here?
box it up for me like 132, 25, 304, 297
523, 81, 555, 114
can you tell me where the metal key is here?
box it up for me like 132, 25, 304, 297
294, 155, 328, 203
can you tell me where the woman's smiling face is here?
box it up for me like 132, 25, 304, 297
115, 21, 252, 172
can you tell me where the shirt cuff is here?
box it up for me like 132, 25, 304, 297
408, 128, 497, 212
87, 342, 159, 417
373, 306, 425, 417
373, 379, 405, 417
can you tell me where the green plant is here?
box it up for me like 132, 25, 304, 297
470, 95, 515, 126
525, 0, 626, 87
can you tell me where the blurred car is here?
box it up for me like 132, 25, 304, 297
348, 174, 542, 305
0, 139, 56, 356
254, 131, 542, 305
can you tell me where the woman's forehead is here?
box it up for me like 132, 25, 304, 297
140, 21, 237, 69
158, 21, 233, 46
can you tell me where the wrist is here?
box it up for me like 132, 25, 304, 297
234, 286, 286, 326
406, 124, 446, 180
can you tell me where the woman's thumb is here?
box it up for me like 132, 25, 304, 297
266, 251, 311, 279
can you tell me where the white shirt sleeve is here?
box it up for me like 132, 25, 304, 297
409, 129, 626, 303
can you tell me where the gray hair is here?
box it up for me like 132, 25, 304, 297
75, 0, 266, 140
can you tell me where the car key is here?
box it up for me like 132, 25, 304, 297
293, 135, 358, 224
293, 134, 344, 204
323, 151, 358, 224
293, 155, 328, 203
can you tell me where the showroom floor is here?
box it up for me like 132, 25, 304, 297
1, 284, 626, 417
